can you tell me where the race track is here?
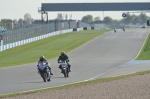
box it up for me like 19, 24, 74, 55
1, 28, 150, 95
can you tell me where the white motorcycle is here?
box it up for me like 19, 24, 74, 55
60, 61, 69, 78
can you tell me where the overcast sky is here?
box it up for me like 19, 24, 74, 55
0, 0, 150, 21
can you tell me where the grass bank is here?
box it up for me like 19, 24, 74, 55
136, 33, 150, 60
0, 30, 109, 68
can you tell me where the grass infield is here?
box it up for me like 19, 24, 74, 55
136, 33, 150, 60
0, 30, 108, 68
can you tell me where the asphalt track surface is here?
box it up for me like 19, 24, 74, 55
1, 28, 150, 95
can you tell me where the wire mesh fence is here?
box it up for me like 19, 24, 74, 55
0, 20, 90, 45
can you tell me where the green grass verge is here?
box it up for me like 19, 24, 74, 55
1, 70, 150, 98
136, 33, 150, 60
0, 30, 109, 68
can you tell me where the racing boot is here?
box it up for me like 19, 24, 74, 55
47, 79, 50, 81
47, 72, 51, 81
50, 72, 53, 75
69, 69, 71, 72
68, 65, 71, 72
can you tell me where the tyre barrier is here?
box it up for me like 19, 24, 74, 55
91, 27, 95, 30
83, 27, 87, 30
73, 28, 83, 31
83, 27, 91, 30
73, 28, 77, 31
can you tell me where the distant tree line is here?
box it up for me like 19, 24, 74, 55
81, 13, 150, 24
1, 12, 149, 29
0, 13, 34, 29
0, 12, 74, 30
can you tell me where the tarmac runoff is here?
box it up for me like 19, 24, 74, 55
121, 60, 150, 66
97, 60, 150, 80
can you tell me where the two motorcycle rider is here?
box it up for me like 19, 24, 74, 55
114, 27, 125, 32
37, 51, 71, 76
58, 51, 71, 73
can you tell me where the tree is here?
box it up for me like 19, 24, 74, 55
13, 19, 17, 23
81, 15, 93, 23
31, 18, 34, 23
1, 19, 7, 26
140, 13, 148, 22
103, 16, 113, 23
94, 16, 100, 21
133, 16, 142, 23
124, 13, 134, 23
24, 13, 32, 24
18, 18, 24, 24
120, 13, 134, 23
0, 21, 3, 26
120, 13, 150, 23
1, 19, 13, 29
12, 19, 18, 29
7, 19, 13, 29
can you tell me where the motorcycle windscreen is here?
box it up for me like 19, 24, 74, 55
61, 63, 68, 69
38, 65, 47, 72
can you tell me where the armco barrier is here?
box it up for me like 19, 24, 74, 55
0, 29, 73, 52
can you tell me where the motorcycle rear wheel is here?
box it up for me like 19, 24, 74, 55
41, 72, 47, 82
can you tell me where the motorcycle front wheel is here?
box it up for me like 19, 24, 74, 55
41, 72, 47, 82
63, 70, 67, 78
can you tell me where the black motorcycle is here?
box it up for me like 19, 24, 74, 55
123, 28, 125, 32
37, 62, 51, 82
114, 28, 117, 33
60, 61, 69, 78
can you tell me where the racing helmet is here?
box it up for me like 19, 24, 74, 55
40, 56, 44, 61
61, 51, 65, 56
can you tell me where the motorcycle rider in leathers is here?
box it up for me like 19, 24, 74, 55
58, 51, 71, 73
123, 27, 125, 31
37, 56, 53, 79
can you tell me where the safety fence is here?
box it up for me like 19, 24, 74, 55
0, 27, 85, 52
0, 20, 90, 45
